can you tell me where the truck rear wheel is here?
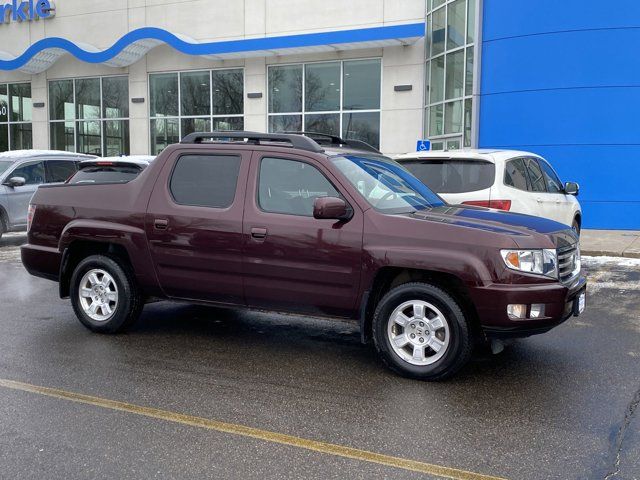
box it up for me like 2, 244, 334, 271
70, 254, 143, 333
372, 282, 473, 381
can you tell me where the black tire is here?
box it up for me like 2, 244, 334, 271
70, 254, 143, 333
572, 218, 581, 236
372, 282, 473, 381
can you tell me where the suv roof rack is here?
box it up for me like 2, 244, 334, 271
180, 131, 324, 153
281, 131, 382, 154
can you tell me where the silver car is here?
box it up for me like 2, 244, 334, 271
0, 150, 94, 238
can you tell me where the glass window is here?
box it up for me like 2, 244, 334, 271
447, 0, 466, 50
0, 125, 7, 152
77, 121, 102, 155
46, 160, 78, 183
181, 71, 210, 116
403, 159, 495, 193
212, 117, 244, 131
170, 154, 241, 208
467, 0, 476, 43
342, 112, 380, 149
0, 159, 12, 176
269, 115, 302, 133
269, 65, 302, 113
150, 118, 179, 155
445, 50, 465, 100
464, 98, 473, 147
431, 7, 446, 56
10, 123, 32, 150
0, 85, 7, 122
181, 117, 211, 138
103, 120, 130, 157
343, 59, 381, 110
212, 69, 243, 115
465, 47, 474, 96
305, 62, 340, 112
504, 158, 531, 191
429, 56, 445, 104
50, 122, 75, 152
538, 159, 563, 193
444, 101, 463, 134
70, 164, 144, 185
102, 77, 129, 119
9, 83, 31, 122
429, 104, 444, 137
526, 158, 546, 192
75, 78, 101, 120
258, 157, 340, 216
49, 80, 74, 121
10, 161, 45, 185
150, 73, 179, 117
305, 113, 340, 137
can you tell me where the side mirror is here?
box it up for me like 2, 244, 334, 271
3, 176, 26, 188
313, 196, 352, 221
564, 182, 579, 196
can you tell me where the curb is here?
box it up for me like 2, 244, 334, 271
582, 250, 640, 259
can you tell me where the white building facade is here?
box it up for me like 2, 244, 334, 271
0, 0, 479, 156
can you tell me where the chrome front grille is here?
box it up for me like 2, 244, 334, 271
558, 244, 580, 284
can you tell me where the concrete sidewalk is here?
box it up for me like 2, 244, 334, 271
580, 229, 640, 258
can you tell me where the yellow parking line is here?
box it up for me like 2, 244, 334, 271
0, 378, 507, 480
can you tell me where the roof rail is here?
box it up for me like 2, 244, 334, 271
180, 131, 324, 153
281, 131, 382, 154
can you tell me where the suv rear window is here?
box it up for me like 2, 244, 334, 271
69, 165, 143, 184
402, 159, 495, 194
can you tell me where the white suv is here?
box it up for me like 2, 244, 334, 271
395, 149, 582, 233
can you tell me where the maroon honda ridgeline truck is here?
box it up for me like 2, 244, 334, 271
22, 132, 587, 380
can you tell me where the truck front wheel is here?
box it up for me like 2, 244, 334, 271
372, 282, 473, 380
70, 254, 143, 333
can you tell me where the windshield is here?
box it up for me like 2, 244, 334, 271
0, 160, 12, 177
331, 155, 445, 213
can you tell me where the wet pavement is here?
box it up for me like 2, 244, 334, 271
0, 232, 639, 480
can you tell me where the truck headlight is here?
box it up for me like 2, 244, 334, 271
500, 249, 558, 279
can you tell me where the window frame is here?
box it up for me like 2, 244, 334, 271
149, 67, 245, 155
48, 75, 130, 156
256, 154, 348, 218
167, 152, 243, 210
0, 82, 33, 151
266, 58, 383, 149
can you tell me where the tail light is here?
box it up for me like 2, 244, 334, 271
462, 200, 512, 211
27, 204, 36, 232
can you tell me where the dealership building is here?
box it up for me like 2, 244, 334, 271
0, 0, 637, 229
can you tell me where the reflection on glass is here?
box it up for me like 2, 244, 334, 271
447, 0, 466, 50
104, 120, 130, 156
305, 62, 340, 112
0, 85, 7, 123
268, 115, 302, 133
212, 117, 244, 131
465, 47, 474, 96
464, 98, 473, 147
445, 50, 464, 100
75, 78, 100, 120
429, 104, 443, 137
9, 83, 32, 122
150, 73, 179, 117
431, 7, 446, 56
212, 69, 243, 115
49, 80, 74, 121
305, 113, 340, 136
0, 124, 7, 152
430, 56, 445, 103
181, 117, 211, 137
445, 100, 463, 134
76, 120, 101, 155
446, 138, 461, 150
342, 112, 380, 149
10, 123, 32, 150
50, 122, 75, 152
181, 71, 210, 116
268, 65, 302, 113
102, 77, 129, 119
343, 59, 381, 110
151, 118, 179, 155
467, 0, 476, 43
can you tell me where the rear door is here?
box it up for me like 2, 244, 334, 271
503, 157, 539, 216
242, 152, 364, 318
5, 160, 45, 227
145, 148, 250, 305
525, 157, 566, 224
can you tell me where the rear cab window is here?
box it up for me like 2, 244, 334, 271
402, 158, 495, 193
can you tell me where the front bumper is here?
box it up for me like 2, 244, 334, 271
469, 275, 587, 339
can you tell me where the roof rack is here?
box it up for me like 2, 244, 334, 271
281, 131, 382, 154
180, 131, 324, 153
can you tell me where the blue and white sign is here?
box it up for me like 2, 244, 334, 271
0, 0, 55, 25
416, 139, 431, 152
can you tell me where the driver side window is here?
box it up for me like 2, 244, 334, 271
258, 157, 340, 216
9, 161, 45, 186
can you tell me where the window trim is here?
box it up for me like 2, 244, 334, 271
167, 152, 243, 210
255, 154, 349, 218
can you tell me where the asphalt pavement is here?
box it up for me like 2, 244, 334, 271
0, 232, 639, 480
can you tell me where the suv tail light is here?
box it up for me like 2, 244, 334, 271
462, 200, 512, 211
27, 204, 36, 232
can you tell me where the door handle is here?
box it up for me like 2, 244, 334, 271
154, 219, 169, 230
251, 227, 268, 239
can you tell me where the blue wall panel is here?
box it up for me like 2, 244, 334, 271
479, 0, 640, 230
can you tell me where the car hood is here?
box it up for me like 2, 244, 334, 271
401, 205, 577, 249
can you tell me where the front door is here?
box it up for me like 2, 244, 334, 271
6, 161, 45, 228
525, 158, 568, 225
145, 149, 250, 305
243, 152, 364, 318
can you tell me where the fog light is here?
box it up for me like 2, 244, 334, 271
507, 304, 527, 319
530, 304, 545, 318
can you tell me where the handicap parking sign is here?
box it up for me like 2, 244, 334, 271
416, 140, 431, 152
